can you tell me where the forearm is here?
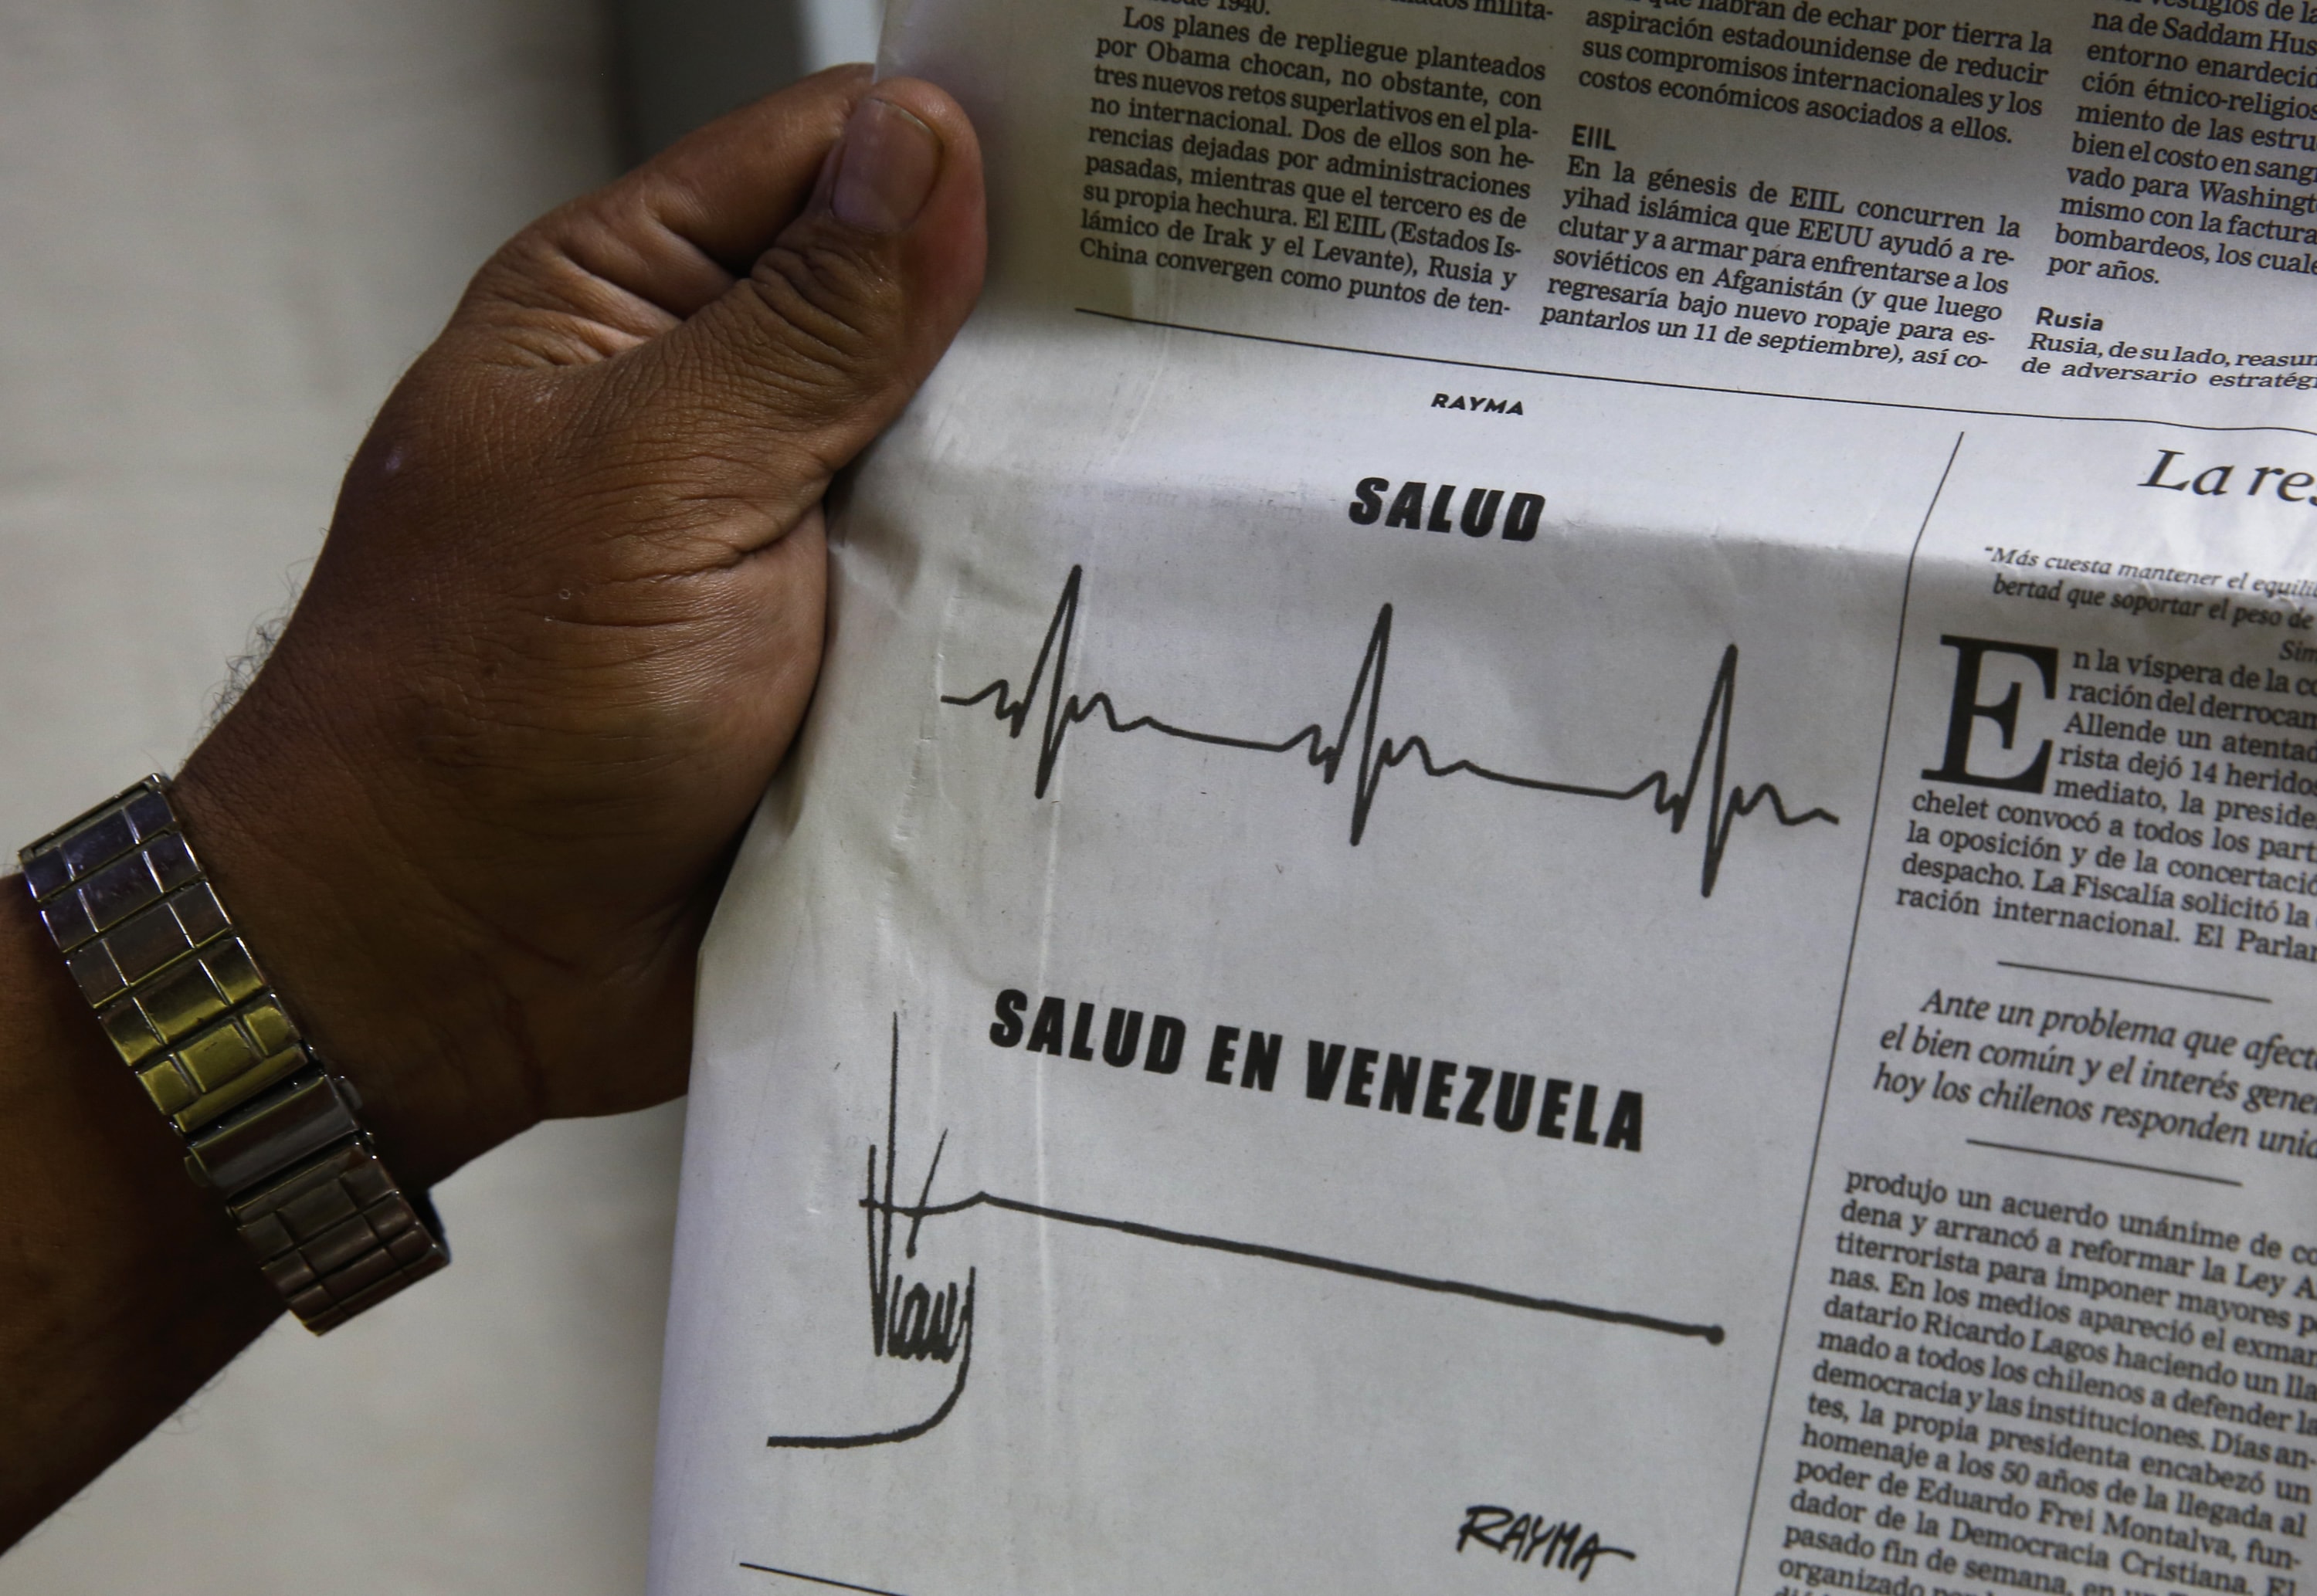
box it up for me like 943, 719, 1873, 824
0, 883, 277, 1545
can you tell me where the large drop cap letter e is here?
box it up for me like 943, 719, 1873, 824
1921, 635, 2057, 792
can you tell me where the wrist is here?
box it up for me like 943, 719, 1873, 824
0, 880, 263, 1278
18, 771, 456, 1332
170, 624, 709, 1187
0, 879, 276, 1542
172, 696, 538, 1192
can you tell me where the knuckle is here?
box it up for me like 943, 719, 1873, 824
732, 230, 907, 412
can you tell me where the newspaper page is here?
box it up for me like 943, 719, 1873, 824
649, 0, 2317, 1591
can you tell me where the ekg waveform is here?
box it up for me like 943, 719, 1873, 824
939, 567, 1837, 896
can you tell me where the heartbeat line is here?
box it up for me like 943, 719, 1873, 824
939, 567, 1837, 896
766, 1019, 1725, 1453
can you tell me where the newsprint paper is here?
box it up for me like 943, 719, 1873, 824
650, 0, 2317, 1591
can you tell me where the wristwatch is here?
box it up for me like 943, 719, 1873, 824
19, 775, 448, 1332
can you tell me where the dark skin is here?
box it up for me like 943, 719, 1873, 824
0, 65, 986, 1547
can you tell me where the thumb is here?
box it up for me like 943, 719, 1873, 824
433, 69, 985, 557
629, 76, 988, 541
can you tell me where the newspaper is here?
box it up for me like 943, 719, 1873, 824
649, 0, 2317, 1590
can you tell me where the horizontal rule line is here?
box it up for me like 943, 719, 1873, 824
1996, 958, 2271, 1005
1966, 1137, 2244, 1188
1071, 307, 2317, 441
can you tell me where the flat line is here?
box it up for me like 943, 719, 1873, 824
881, 1190, 1725, 1344
1996, 959, 2270, 1005
1966, 1138, 2244, 1187
1073, 309, 2317, 441
740, 1563, 914, 1596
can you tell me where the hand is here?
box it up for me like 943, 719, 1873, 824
0, 66, 982, 1545
174, 66, 986, 1189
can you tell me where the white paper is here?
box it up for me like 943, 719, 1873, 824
650, 2, 2317, 1591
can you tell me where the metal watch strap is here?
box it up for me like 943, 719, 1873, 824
19, 775, 447, 1333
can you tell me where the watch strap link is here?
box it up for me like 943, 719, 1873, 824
20, 776, 446, 1333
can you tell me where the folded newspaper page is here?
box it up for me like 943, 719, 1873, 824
650, 0, 2317, 1590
